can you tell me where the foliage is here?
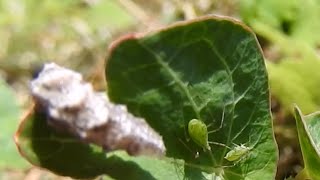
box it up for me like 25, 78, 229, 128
5, 0, 320, 179
15, 16, 278, 179
105, 16, 277, 179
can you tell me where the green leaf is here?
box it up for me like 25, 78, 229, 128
15, 108, 183, 179
0, 77, 28, 169
294, 106, 320, 179
106, 16, 277, 179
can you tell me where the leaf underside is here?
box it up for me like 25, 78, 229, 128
106, 16, 277, 179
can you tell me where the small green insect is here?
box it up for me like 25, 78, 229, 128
188, 119, 211, 151
224, 144, 252, 162
187, 107, 227, 153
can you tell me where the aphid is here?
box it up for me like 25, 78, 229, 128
187, 107, 227, 152
188, 119, 211, 151
224, 144, 252, 162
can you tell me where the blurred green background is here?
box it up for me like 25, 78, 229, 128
1, 0, 320, 179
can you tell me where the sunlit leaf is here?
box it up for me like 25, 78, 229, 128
106, 16, 278, 179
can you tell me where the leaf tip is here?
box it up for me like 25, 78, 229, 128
293, 103, 301, 114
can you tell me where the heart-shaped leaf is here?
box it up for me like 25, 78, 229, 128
294, 106, 320, 179
105, 16, 278, 179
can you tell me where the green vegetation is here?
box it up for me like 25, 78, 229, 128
2, 0, 320, 179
